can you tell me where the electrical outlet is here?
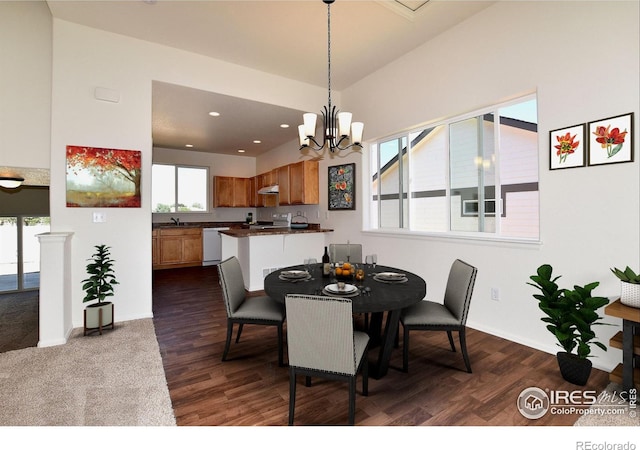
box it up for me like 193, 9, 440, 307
92, 212, 106, 223
491, 287, 500, 301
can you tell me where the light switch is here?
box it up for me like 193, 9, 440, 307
92, 212, 106, 223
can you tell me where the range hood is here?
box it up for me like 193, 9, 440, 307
258, 184, 279, 194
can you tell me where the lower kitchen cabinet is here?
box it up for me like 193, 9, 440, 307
153, 227, 202, 269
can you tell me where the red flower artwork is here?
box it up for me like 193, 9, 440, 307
592, 125, 628, 158
554, 132, 580, 164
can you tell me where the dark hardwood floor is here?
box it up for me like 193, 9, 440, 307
152, 266, 610, 426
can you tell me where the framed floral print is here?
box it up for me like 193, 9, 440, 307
549, 123, 586, 170
328, 163, 355, 210
588, 112, 634, 166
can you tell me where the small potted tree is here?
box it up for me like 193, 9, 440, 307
610, 266, 640, 308
528, 264, 610, 385
82, 244, 119, 335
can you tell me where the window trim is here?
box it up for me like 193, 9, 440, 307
366, 93, 539, 244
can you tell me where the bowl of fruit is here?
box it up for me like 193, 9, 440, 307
334, 262, 355, 280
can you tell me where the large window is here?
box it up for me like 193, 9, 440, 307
369, 95, 538, 240
152, 164, 208, 213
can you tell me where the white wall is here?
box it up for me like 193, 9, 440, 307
337, 1, 640, 371
48, 20, 326, 327
0, 1, 51, 170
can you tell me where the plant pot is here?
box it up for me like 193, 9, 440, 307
556, 352, 592, 386
84, 302, 114, 335
620, 281, 640, 308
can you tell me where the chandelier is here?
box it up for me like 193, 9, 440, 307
298, 0, 364, 154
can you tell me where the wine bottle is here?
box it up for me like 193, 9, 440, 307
322, 246, 330, 277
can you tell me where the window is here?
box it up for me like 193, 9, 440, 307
152, 164, 208, 213
0, 216, 50, 292
369, 95, 538, 240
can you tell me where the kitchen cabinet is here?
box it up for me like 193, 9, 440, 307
152, 229, 159, 266
278, 165, 290, 205
289, 160, 319, 205
214, 176, 251, 207
249, 176, 259, 207
257, 169, 278, 207
233, 177, 251, 207
154, 227, 202, 270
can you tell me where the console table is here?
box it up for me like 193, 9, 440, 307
604, 298, 639, 394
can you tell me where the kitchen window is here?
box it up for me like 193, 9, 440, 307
369, 94, 539, 241
151, 164, 208, 213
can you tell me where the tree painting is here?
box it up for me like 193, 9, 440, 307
66, 146, 141, 207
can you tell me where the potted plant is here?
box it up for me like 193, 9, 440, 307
610, 266, 640, 308
82, 244, 119, 335
528, 264, 610, 385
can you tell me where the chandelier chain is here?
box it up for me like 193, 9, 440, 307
327, 1, 331, 110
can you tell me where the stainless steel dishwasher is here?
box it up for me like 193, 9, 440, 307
202, 227, 229, 266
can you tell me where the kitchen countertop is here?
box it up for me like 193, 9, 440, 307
152, 222, 332, 236
219, 226, 333, 237
153, 221, 248, 230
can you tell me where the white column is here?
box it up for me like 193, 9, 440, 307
36, 232, 74, 347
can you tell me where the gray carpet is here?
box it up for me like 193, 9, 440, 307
0, 291, 38, 353
0, 318, 176, 426
574, 382, 639, 426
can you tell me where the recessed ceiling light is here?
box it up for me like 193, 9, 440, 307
185, 144, 193, 148
209, 111, 220, 117
253, 140, 261, 144
238, 149, 246, 153
280, 124, 290, 128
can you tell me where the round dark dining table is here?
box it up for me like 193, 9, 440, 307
264, 263, 426, 379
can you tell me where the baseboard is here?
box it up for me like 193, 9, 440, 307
466, 319, 616, 373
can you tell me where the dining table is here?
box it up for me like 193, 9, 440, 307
263, 262, 427, 379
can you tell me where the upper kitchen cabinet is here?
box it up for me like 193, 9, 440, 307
213, 176, 250, 207
257, 169, 278, 208
278, 165, 290, 205
289, 160, 319, 205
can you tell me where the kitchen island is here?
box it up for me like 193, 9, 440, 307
220, 226, 333, 291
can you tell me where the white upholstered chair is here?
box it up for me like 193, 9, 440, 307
285, 294, 369, 425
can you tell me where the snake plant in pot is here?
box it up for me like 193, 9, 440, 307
610, 266, 640, 308
82, 244, 119, 335
528, 264, 610, 385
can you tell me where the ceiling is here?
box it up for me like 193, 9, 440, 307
46, 0, 494, 157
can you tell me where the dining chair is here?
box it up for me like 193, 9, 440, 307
329, 243, 363, 264
400, 259, 477, 373
285, 294, 369, 425
217, 256, 285, 366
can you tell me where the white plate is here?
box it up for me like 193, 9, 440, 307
280, 270, 309, 279
325, 283, 357, 294
376, 272, 406, 280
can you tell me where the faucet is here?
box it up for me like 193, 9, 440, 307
170, 217, 180, 226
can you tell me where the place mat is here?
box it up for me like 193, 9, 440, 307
280, 270, 310, 279
279, 273, 311, 282
375, 272, 406, 281
373, 275, 408, 284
